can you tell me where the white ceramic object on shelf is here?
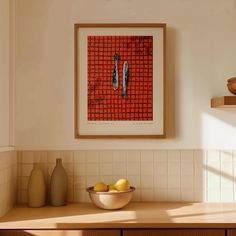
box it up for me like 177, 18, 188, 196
27, 163, 46, 207
50, 158, 68, 206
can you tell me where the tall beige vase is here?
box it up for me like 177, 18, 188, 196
27, 163, 46, 207
50, 158, 68, 206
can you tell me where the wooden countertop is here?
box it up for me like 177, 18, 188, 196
1, 202, 236, 229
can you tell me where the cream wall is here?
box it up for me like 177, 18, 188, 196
15, 0, 236, 150
0, 0, 10, 148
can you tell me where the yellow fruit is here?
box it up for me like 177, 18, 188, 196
93, 182, 108, 192
108, 183, 116, 190
108, 189, 118, 193
115, 178, 130, 191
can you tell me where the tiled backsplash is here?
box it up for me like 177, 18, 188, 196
0, 151, 17, 217
17, 150, 236, 204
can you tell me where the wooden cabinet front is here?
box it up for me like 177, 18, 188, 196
228, 230, 236, 236
0, 230, 121, 236
123, 229, 225, 236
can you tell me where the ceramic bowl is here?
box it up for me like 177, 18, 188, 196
227, 77, 236, 95
86, 186, 135, 210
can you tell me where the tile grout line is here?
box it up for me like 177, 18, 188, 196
219, 150, 222, 202
206, 150, 208, 202
152, 150, 155, 201
231, 150, 235, 202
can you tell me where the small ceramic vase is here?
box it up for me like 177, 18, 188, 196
27, 163, 46, 207
50, 158, 68, 206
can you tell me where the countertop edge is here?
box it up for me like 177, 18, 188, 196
1, 202, 236, 230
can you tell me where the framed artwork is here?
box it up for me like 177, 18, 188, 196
74, 23, 166, 138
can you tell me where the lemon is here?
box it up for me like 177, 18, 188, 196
115, 178, 130, 191
93, 182, 108, 192
108, 183, 116, 191
108, 189, 118, 193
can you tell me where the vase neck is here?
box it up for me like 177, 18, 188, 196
56, 158, 62, 166
33, 163, 42, 170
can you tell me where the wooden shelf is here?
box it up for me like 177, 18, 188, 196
211, 96, 236, 108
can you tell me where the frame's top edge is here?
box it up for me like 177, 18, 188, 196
74, 23, 166, 28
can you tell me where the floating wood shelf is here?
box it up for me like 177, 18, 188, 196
211, 96, 236, 108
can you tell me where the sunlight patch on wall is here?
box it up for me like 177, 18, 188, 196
201, 113, 236, 149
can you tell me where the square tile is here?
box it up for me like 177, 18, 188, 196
168, 175, 180, 188
141, 175, 153, 188
155, 161, 167, 175
68, 176, 74, 189
86, 151, 99, 163
194, 150, 206, 166
126, 151, 140, 162
221, 188, 233, 202
167, 188, 180, 201
33, 151, 47, 163
127, 175, 140, 188
74, 151, 86, 163
207, 172, 220, 189
99, 151, 113, 163
194, 174, 205, 189
181, 188, 194, 202
100, 175, 113, 184
74, 163, 86, 176
99, 163, 113, 175
194, 188, 206, 202
127, 162, 140, 175
112, 175, 128, 183
154, 150, 167, 163
86, 163, 99, 176
64, 163, 74, 176
168, 162, 180, 175
154, 188, 167, 201
74, 176, 86, 189
207, 150, 220, 165
21, 151, 34, 164
21, 164, 33, 177
181, 163, 194, 176
154, 175, 167, 188
113, 151, 126, 162
221, 162, 233, 174
47, 151, 62, 163
141, 188, 154, 201
168, 150, 180, 162
181, 150, 193, 163
220, 150, 233, 163
74, 189, 87, 202
67, 188, 74, 202
112, 162, 126, 175
141, 151, 153, 162
221, 176, 233, 189
19, 176, 29, 190
132, 188, 140, 201
141, 162, 153, 175
207, 189, 220, 202
181, 176, 194, 189
86, 176, 100, 187
61, 151, 74, 163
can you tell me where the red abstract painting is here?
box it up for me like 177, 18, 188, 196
87, 36, 153, 121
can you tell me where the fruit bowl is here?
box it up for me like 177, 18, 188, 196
86, 186, 135, 210
227, 77, 236, 95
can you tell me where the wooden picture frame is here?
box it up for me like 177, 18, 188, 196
74, 23, 166, 139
